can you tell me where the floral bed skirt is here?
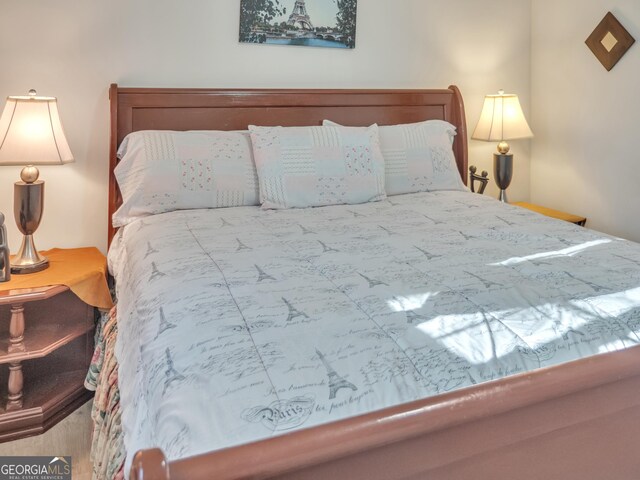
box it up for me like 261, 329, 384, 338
85, 307, 125, 480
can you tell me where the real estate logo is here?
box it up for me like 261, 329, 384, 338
0, 456, 72, 480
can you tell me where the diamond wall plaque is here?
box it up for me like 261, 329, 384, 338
586, 12, 635, 71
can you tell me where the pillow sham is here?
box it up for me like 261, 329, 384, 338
113, 130, 259, 227
248, 125, 386, 209
323, 119, 466, 195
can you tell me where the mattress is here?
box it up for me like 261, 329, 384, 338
108, 191, 640, 472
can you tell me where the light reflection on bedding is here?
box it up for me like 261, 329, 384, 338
387, 292, 439, 312
108, 190, 640, 474
491, 239, 612, 266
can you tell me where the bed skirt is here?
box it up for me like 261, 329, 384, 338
85, 307, 125, 480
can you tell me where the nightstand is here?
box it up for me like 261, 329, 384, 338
512, 202, 587, 226
0, 247, 112, 442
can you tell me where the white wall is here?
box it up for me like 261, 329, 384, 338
531, 1, 640, 242
0, 0, 532, 253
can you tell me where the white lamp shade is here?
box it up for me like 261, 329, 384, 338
0, 92, 74, 166
472, 92, 533, 142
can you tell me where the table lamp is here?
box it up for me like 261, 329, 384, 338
0, 90, 74, 274
472, 90, 533, 203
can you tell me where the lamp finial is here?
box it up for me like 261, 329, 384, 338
20, 165, 40, 183
497, 141, 511, 154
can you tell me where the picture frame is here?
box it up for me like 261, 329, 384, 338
239, 0, 358, 49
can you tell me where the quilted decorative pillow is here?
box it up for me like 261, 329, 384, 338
113, 130, 259, 227
324, 119, 466, 195
248, 125, 386, 209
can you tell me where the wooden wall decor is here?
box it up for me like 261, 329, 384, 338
586, 12, 635, 71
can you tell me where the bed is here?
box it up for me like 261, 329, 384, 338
103, 85, 640, 480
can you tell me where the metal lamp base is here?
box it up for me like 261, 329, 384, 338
11, 234, 49, 274
11, 180, 49, 274
11, 259, 49, 274
494, 153, 514, 203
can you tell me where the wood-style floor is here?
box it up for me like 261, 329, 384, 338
0, 400, 93, 480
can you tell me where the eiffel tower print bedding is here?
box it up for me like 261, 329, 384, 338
108, 190, 640, 472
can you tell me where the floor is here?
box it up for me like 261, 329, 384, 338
0, 400, 93, 480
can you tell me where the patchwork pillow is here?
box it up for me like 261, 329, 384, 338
324, 119, 466, 195
248, 125, 386, 209
113, 130, 259, 227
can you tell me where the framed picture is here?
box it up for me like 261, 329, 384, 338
239, 0, 358, 49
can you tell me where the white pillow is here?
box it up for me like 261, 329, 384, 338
323, 119, 466, 195
113, 130, 259, 227
248, 125, 386, 209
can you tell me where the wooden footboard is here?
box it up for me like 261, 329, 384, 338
130, 344, 640, 480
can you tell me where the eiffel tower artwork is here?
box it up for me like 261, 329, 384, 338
458, 230, 474, 241
379, 225, 396, 236
316, 349, 357, 399
156, 307, 177, 339
464, 271, 501, 289
150, 262, 166, 281
240, 0, 357, 49
282, 297, 309, 322
163, 348, 186, 395
496, 216, 518, 227
358, 272, 389, 288
299, 224, 315, 235
415, 246, 440, 261
236, 238, 252, 252
565, 271, 607, 293
406, 310, 431, 325
423, 214, 445, 225
318, 241, 339, 254
144, 241, 159, 259
255, 264, 276, 282
287, 0, 314, 30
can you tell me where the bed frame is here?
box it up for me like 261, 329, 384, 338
108, 84, 640, 480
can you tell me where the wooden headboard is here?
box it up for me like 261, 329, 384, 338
108, 84, 469, 246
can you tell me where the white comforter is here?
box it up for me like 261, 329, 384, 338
109, 191, 640, 471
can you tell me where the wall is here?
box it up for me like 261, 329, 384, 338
0, 0, 532, 253
531, 1, 640, 241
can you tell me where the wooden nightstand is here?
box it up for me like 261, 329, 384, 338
0, 247, 112, 442
512, 202, 587, 226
